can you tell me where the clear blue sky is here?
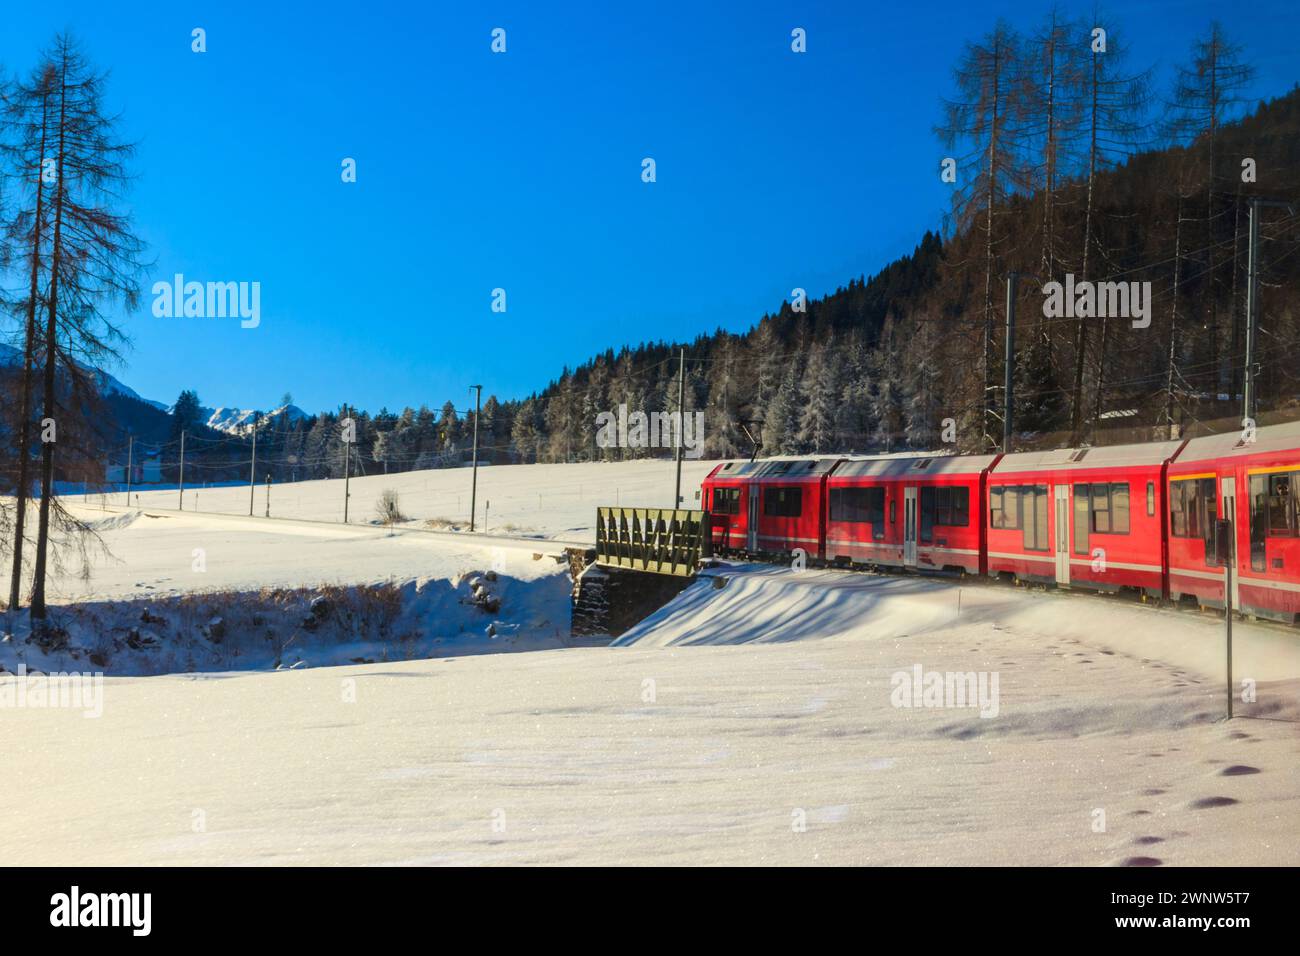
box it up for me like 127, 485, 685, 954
3, 0, 1296, 415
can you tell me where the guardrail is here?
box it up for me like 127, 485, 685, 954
594, 507, 711, 577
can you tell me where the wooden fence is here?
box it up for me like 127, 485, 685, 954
594, 507, 711, 576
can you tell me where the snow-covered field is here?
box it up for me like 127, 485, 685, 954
2, 563, 1297, 866
106, 457, 719, 542
2, 460, 1298, 865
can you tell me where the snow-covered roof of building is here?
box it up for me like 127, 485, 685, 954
1175, 419, 1300, 465
994, 439, 1187, 474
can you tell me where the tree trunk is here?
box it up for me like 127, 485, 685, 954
30, 58, 68, 621
6, 87, 50, 614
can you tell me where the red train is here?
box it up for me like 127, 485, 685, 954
700, 421, 1300, 625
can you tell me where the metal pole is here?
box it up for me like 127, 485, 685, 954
1003, 273, 1017, 454
178, 431, 186, 510
674, 347, 685, 507
1242, 200, 1260, 423
1225, 530, 1234, 720
125, 436, 133, 507
266, 473, 271, 518
249, 414, 258, 516
469, 385, 482, 531
342, 406, 351, 523
1242, 199, 1296, 421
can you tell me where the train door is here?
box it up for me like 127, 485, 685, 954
747, 485, 759, 552
1221, 474, 1239, 608
903, 486, 918, 566
1053, 483, 1071, 585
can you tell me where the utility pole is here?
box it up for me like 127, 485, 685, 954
469, 385, 482, 531
1242, 199, 1296, 423
342, 406, 352, 523
178, 431, 186, 510
125, 436, 133, 507
1003, 273, 1018, 454
249, 413, 259, 516
674, 347, 685, 508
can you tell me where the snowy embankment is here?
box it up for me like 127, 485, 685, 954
4, 458, 715, 674
2, 562, 1297, 866
1, 507, 575, 676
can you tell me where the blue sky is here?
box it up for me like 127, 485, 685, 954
3, 0, 1296, 415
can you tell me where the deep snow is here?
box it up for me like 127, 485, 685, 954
2, 460, 1297, 865
2, 562, 1296, 866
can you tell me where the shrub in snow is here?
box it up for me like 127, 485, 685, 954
375, 489, 407, 529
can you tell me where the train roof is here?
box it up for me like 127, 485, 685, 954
1174, 419, 1300, 465
709, 456, 841, 479
993, 439, 1186, 474
831, 452, 999, 478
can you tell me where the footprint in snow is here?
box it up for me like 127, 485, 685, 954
1218, 765, 1260, 776
1120, 856, 1163, 866
1188, 796, 1239, 809
1133, 836, 1165, 845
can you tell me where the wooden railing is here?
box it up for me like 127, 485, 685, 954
594, 507, 711, 577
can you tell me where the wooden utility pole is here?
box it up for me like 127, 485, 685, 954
342, 406, 352, 523
178, 431, 186, 510
249, 414, 259, 516
1003, 273, 1018, 453
1242, 199, 1296, 422
125, 436, 134, 506
469, 385, 482, 531
674, 347, 685, 507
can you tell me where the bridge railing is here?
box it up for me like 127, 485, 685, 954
594, 507, 712, 577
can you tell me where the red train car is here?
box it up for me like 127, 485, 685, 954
1167, 421, 1300, 623
986, 440, 1186, 596
824, 453, 1000, 574
702, 457, 840, 558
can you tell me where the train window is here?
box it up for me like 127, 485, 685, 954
990, 486, 1022, 530
1249, 473, 1297, 573
1146, 482, 1155, 517
1073, 485, 1090, 555
1112, 484, 1130, 533
1170, 478, 1218, 565
920, 486, 970, 542
1091, 484, 1112, 533
1022, 485, 1049, 551
939, 487, 969, 526
1249, 475, 1268, 572
712, 487, 741, 516
763, 486, 802, 518
1073, 482, 1129, 541
919, 488, 936, 543
829, 487, 883, 524
1266, 474, 1296, 536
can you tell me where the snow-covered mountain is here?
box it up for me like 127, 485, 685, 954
195, 404, 309, 435
0, 342, 169, 411
1, 341, 305, 433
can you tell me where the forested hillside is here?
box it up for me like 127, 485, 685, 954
228, 17, 1298, 483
